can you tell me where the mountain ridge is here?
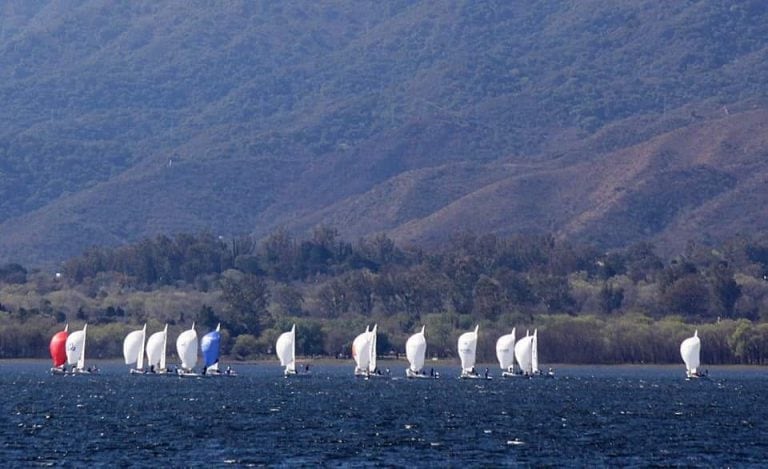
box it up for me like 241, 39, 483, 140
2, 1, 768, 267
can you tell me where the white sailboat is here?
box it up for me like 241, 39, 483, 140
680, 330, 704, 379
276, 324, 297, 376
145, 324, 169, 374
176, 322, 199, 376
496, 328, 517, 377
352, 325, 372, 377
514, 330, 534, 377
406, 325, 435, 378
65, 323, 94, 374
123, 324, 147, 374
459, 325, 487, 379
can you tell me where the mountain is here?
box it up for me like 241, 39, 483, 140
1, 0, 768, 267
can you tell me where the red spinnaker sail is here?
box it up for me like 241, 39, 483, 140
49, 330, 68, 367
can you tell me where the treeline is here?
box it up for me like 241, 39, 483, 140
1, 229, 768, 363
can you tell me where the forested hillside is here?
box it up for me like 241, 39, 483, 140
2, 230, 768, 364
1, 1, 768, 265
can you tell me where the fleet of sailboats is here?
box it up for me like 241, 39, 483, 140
46, 322, 711, 382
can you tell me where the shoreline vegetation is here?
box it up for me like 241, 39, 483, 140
2, 229, 768, 364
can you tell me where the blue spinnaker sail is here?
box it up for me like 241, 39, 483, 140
201, 327, 221, 368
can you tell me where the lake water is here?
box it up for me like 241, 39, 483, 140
2, 362, 767, 467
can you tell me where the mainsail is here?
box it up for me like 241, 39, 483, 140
406, 326, 427, 374
457, 325, 479, 374
495, 328, 516, 371
368, 324, 378, 374
680, 330, 701, 376
276, 324, 296, 374
532, 328, 539, 374
201, 323, 221, 372
176, 323, 198, 371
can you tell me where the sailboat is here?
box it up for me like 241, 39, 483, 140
49, 324, 69, 375
496, 328, 518, 377
367, 324, 387, 378
459, 325, 488, 379
145, 324, 169, 374
352, 325, 372, 377
65, 323, 94, 374
514, 330, 534, 377
681, 330, 705, 379
200, 323, 235, 376
123, 324, 147, 374
276, 324, 298, 376
176, 323, 199, 377
405, 325, 435, 378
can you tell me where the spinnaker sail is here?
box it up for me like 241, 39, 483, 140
405, 325, 427, 377
458, 325, 479, 377
65, 324, 88, 371
276, 324, 296, 375
352, 326, 371, 376
201, 323, 221, 372
680, 330, 701, 378
496, 328, 516, 373
123, 324, 147, 372
145, 324, 168, 372
514, 331, 534, 375
176, 323, 198, 372
49, 324, 69, 371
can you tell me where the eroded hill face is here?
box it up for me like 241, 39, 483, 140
1, 1, 768, 266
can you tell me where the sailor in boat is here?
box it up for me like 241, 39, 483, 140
484, 368, 489, 379
430, 368, 434, 377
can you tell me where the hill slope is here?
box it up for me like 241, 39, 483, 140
2, 0, 768, 266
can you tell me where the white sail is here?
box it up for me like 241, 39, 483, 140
276, 324, 296, 374
458, 325, 479, 373
123, 328, 145, 366
495, 328, 516, 371
369, 324, 378, 373
176, 323, 198, 371
146, 324, 168, 371
352, 326, 371, 374
66, 325, 87, 369
515, 332, 534, 375
680, 330, 701, 376
406, 326, 427, 373
532, 329, 539, 374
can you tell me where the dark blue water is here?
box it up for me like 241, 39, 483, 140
2, 362, 767, 467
